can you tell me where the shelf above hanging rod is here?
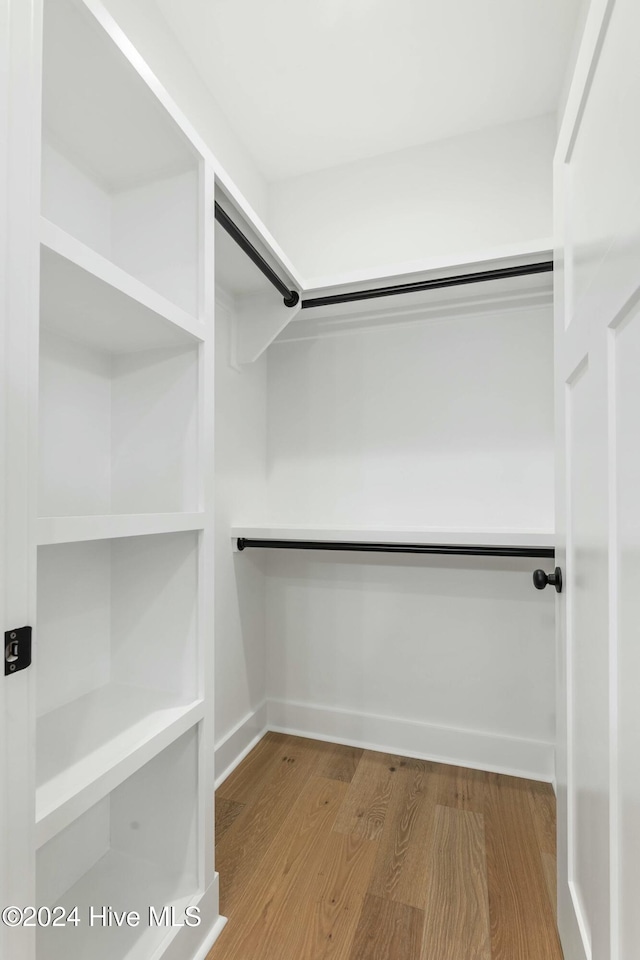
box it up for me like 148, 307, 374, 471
301, 261, 553, 309
235, 538, 555, 559
214, 202, 553, 315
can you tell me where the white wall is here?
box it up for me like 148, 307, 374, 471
214, 297, 268, 780
266, 552, 555, 779
261, 301, 556, 780
268, 114, 556, 281
100, 0, 269, 221
266, 305, 555, 532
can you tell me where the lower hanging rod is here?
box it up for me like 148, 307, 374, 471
301, 260, 553, 310
214, 201, 300, 307
236, 538, 554, 559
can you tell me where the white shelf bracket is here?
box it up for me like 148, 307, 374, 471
232, 291, 301, 365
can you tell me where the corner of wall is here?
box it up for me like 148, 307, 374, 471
214, 296, 269, 780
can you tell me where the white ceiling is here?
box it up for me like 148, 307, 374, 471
154, 0, 582, 182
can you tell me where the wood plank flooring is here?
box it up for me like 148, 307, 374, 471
208, 733, 563, 960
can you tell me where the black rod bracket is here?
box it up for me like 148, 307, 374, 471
214, 202, 299, 308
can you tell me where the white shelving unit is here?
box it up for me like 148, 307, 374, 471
30, 0, 221, 957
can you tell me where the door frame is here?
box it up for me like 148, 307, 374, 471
0, 0, 9, 929
1, 1, 42, 956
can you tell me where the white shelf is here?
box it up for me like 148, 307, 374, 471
37, 513, 205, 546
37, 729, 201, 960
41, 218, 203, 350
37, 849, 198, 960
231, 525, 555, 549
36, 684, 204, 848
303, 238, 555, 292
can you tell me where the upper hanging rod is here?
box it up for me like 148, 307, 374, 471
214, 201, 300, 307
215, 201, 552, 312
301, 260, 553, 309
236, 538, 555, 559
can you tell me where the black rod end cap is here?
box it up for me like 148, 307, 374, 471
533, 567, 562, 593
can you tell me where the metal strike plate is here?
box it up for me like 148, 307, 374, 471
5, 626, 32, 676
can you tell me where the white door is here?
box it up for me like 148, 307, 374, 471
555, 0, 640, 958
1, 1, 41, 958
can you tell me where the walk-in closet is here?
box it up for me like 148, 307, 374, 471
2, 0, 638, 958
214, 226, 556, 781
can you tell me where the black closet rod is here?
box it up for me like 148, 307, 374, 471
236, 538, 555, 559
215, 202, 552, 311
301, 260, 554, 309
214, 201, 300, 307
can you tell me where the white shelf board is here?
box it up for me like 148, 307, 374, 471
38, 848, 198, 960
36, 685, 204, 848
231, 525, 555, 548
37, 513, 205, 546
302, 238, 555, 292
40, 218, 204, 351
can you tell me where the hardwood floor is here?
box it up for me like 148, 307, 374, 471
208, 733, 563, 960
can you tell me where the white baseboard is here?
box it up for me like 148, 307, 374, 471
267, 698, 554, 782
160, 875, 226, 960
213, 698, 554, 787
215, 701, 268, 788
190, 914, 228, 960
